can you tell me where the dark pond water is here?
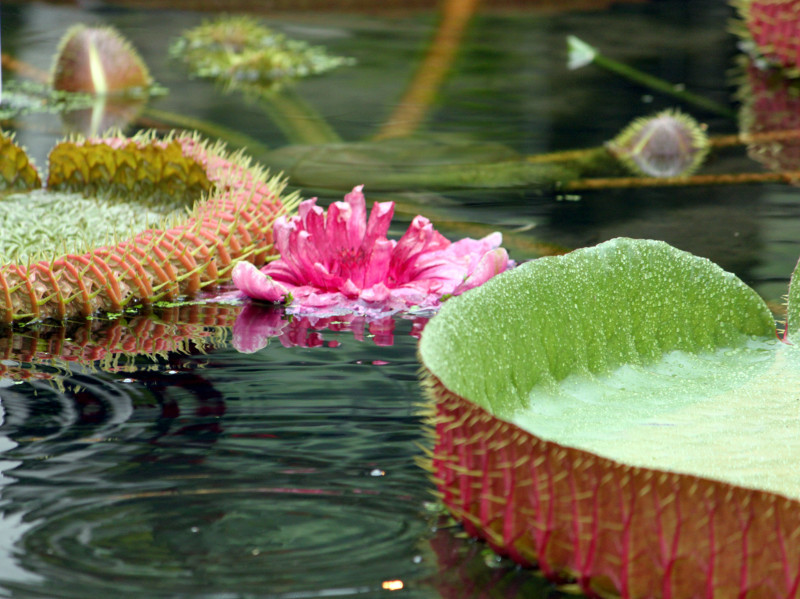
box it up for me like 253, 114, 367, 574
0, 0, 796, 597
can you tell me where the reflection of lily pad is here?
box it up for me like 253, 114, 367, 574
0, 80, 96, 121
264, 136, 585, 191
0, 303, 238, 380
0, 130, 297, 324
419, 238, 800, 597
170, 15, 353, 95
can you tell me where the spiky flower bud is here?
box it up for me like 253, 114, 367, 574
607, 109, 710, 177
50, 25, 152, 95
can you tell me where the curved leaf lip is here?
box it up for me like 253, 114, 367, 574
0, 130, 299, 326
419, 237, 800, 597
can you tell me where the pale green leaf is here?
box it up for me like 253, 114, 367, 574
418, 238, 800, 497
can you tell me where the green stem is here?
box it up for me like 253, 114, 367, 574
258, 87, 342, 145
567, 36, 736, 119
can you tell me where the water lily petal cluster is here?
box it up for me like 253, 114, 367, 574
232, 186, 511, 317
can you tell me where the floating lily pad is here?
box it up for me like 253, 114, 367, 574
0, 130, 297, 324
419, 238, 800, 597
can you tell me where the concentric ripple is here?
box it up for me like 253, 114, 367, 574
13, 485, 425, 598
0, 317, 440, 599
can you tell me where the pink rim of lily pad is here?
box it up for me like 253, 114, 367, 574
231, 185, 511, 319
425, 377, 800, 599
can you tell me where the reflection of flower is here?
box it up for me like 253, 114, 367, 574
232, 303, 427, 352
738, 58, 800, 173
232, 186, 510, 318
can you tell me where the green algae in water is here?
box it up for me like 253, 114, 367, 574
0, 189, 186, 262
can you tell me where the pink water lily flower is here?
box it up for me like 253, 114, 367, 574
232, 186, 511, 318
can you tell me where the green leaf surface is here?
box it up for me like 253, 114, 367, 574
418, 238, 800, 497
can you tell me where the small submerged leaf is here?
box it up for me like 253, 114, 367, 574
170, 15, 353, 96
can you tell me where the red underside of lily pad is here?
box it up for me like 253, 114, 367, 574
424, 374, 800, 599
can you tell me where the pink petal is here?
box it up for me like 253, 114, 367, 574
343, 185, 368, 249
361, 282, 392, 303
326, 199, 356, 251
261, 259, 303, 285
363, 238, 394, 288
232, 261, 291, 303
364, 200, 394, 247
341, 278, 361, 298
272, 215, 294, 257
452, 248, 510, 296
391, 216, 438, 279
300, 201, 328, 252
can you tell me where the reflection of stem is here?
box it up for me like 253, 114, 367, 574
528, 128, 800, 167
567, 36, 735, 119
565, 170, 800, 191
711, 128, 800, 148
259, 87, 341, 145
374, 0, 481, 140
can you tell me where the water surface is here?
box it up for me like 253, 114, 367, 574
0, 1, 796, 597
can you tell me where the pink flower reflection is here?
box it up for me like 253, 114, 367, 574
232, 303, 428, 352
233, 186, 511, 318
